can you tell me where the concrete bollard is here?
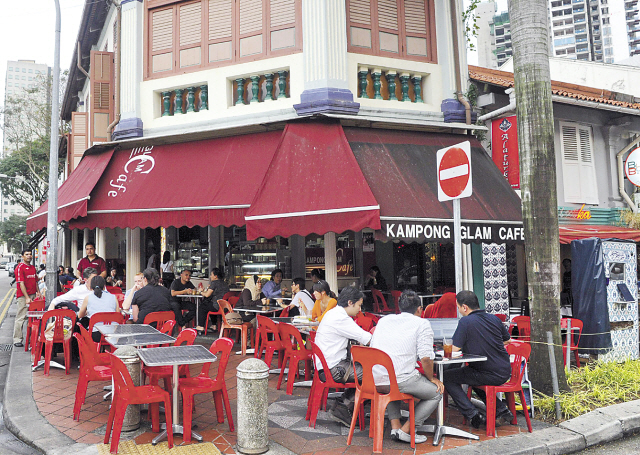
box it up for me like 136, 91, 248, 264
236, 358, 269, 454
113, 345, 141, 432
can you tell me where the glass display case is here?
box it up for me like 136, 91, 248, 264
174, 240, 209, 277
231, 241, 277, 286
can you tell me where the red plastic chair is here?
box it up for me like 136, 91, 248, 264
63, 284, 74, 292
219, 300, 253, 356
105, 354, 174, 453
511, 316, 531, 342
279, 306, 290, 317
33, 309, 77, 375
222, 291, 239, 301
254, 315, 284, 369
355, 315, 374, 332
228, 295, 240, 308
26, 298, 46, 352
306, 341, 364, 430
142, 311, 175, 329
362, 312, 381, 324
144, 328, 197, 396
179, 338, 235, 442
371, 289, 393, 314
203, 300, 225, 336
73, 329, 112, 421
106, 286, 123, 294
277, 323, 312, 395
88, 312, 125, 352
390, 290, 402, 314
495, 313, 508, 322
467, 341, 533, 437
348, 346, 416, 452
561, 318, 584, 367
114, 293, 125, 308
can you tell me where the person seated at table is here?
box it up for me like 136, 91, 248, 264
169, 269, 196, 326
78, 275, 119, 342
315, 286, 371, 426
122, 272, 144, 311
371, 290, 443, 444
311, 280, 337, 322
131, 268, 173, 324
443, 291, 512, 429
160, 251, 175, 289
106, 268, 123, 287
365, 265, 388, 292
59, 267, 75, 286
281, 277, 314, 317
48, 267, 98, 311
238, 275, 266, 307
262, 269, 287, 299
311, 268, 324, 284
197, 267, 230, 333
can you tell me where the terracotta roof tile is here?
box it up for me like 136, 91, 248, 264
469, 65, 640, 110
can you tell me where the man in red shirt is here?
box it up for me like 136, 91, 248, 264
13, 249, 40, 347
77, 242, 107, 278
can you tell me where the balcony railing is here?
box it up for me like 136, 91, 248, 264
161, 85, 208, 117
231, 70, 290, 106
357, 67, 425, 103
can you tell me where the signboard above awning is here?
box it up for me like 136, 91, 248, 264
380, 218, 524, 243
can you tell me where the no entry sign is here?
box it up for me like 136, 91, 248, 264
437, 141, 472, 201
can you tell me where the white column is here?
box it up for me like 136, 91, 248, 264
126, 227, 141, 287
324, 232, 338, 294
96, 228, 106, 260
462, 243, 473, 292
71, 229, 79, 268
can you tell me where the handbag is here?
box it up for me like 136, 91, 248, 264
225, 312, 243, 325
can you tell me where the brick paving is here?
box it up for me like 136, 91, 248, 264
31, 334, 531, 454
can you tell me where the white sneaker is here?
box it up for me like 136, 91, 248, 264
395, 429, 427, 444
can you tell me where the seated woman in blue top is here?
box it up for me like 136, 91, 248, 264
78, 275, 119, 343
262, 269, 288, 300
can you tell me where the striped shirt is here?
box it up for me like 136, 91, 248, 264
370, 312, 435, 385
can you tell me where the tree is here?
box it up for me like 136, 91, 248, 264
0, 71, 69, 214
463, 0, 482, 51
508, 0, 569, 393
0, 215, 29, 254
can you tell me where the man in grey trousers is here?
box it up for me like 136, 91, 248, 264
370, 290, 443, 444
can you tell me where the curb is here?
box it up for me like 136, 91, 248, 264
2, 303, 98, 455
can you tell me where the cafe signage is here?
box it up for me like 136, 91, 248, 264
305, 248, 355, 276
491, 116, 520, 189
378, 220, 525, 243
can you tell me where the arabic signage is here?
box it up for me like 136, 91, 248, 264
491, 116, 520, 189
377, 220, 524, 244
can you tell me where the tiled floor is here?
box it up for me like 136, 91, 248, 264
31, 335, 535, 454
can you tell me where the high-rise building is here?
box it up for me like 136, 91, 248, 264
1, 60, 50, 227
476, 1, 498, 68
475, 0, 640, 67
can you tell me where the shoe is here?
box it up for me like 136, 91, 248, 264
470, 412, 486, 429
330, 404, 352, 427
395, 428, 427, 444
496, 409, 514, 426
13, 342, 23, 348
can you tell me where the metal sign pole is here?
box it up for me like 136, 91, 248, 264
453, 198, 463, 295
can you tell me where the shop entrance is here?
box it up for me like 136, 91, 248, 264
392, 242, 455, 294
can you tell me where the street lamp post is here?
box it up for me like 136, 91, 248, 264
10, 238, 24, 253
0, 174, 37, 211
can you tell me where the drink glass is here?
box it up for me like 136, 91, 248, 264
443, 338, 453, 358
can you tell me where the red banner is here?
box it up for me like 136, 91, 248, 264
491, 116, 520, 189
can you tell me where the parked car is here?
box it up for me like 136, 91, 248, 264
7, 262, 18, 278
0, 258, 9, 270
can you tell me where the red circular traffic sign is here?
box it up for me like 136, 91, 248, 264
438, 147, 470, 198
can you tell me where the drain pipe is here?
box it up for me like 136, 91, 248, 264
450, 0, 471, 124
107, 0, 122, 141
76, 42, 90, 79
617, 135, 640, 213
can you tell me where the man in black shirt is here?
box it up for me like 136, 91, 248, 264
132, 268, 173, 324
443, 291, 512, 429
170, 269, 196, 326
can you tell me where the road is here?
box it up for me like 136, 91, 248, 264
0, 272, 40, 454
579, 434, 640, 454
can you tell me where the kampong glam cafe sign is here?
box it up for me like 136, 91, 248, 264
491, 116, 520, 189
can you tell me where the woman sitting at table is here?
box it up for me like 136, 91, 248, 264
131, 268, 173, 324
78, 276, 119, 342
311, 280, 337, 322
197, 267, 230, 334
238, 275, 266, 307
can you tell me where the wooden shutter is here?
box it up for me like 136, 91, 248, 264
377, 0, 399, 54
209, 0, 234, 62
348, 0, 373, 50
149, 7, 174, 74
404, 0, 429, 57
239, 0, 264, 57
269, 0, 297, 51
178, 1, 203, 68
560, 122, 598, 204
70, 112, 87, 172
89, 51, 114, 145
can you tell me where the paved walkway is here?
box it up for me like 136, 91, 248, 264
18, 328, 534, 454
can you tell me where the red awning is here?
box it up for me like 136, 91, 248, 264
559, 224, 640, 244
68, 131, 282, 230
26, 149, 115, 233
345, 128, 524, 243
245, 123, 380, 240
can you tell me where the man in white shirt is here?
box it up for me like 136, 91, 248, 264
48, 267, 98, 311
370, 290, 443, 444
315, 286, 371, 426
281, 277, 315, 316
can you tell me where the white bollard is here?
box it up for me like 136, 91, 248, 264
236, 358, 270, 454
